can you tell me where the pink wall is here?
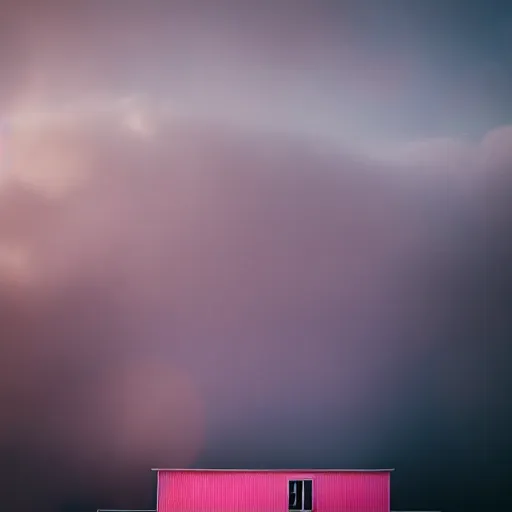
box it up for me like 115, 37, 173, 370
157, 470, 390, 512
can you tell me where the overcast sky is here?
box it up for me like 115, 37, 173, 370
0, 2, 510, 512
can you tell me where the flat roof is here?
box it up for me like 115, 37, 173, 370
152, 468, 394, 472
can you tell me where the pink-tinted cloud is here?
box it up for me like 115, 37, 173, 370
480, 124, 512, 169
0, 3, 509, 511
0, 102, 506, 508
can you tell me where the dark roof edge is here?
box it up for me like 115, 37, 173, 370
151, 468, 395, 473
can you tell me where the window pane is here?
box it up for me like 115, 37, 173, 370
303, 480, 312, 511
288, 480, 303, 510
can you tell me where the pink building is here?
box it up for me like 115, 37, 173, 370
99, 468, 397, 512
155, 468, 391, 512
97, 468, 440, 512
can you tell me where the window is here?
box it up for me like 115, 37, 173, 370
288, 479, 312, 511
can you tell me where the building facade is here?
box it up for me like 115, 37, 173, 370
156, 469, 391, 512
98, 468, 439, 512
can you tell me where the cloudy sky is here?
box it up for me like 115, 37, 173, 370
0, 1, 510, 512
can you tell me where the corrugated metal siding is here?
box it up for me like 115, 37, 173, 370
315, 472, 389, 512
157, 470, 390, 512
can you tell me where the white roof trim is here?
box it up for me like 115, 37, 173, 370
151, 468, 395, 473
